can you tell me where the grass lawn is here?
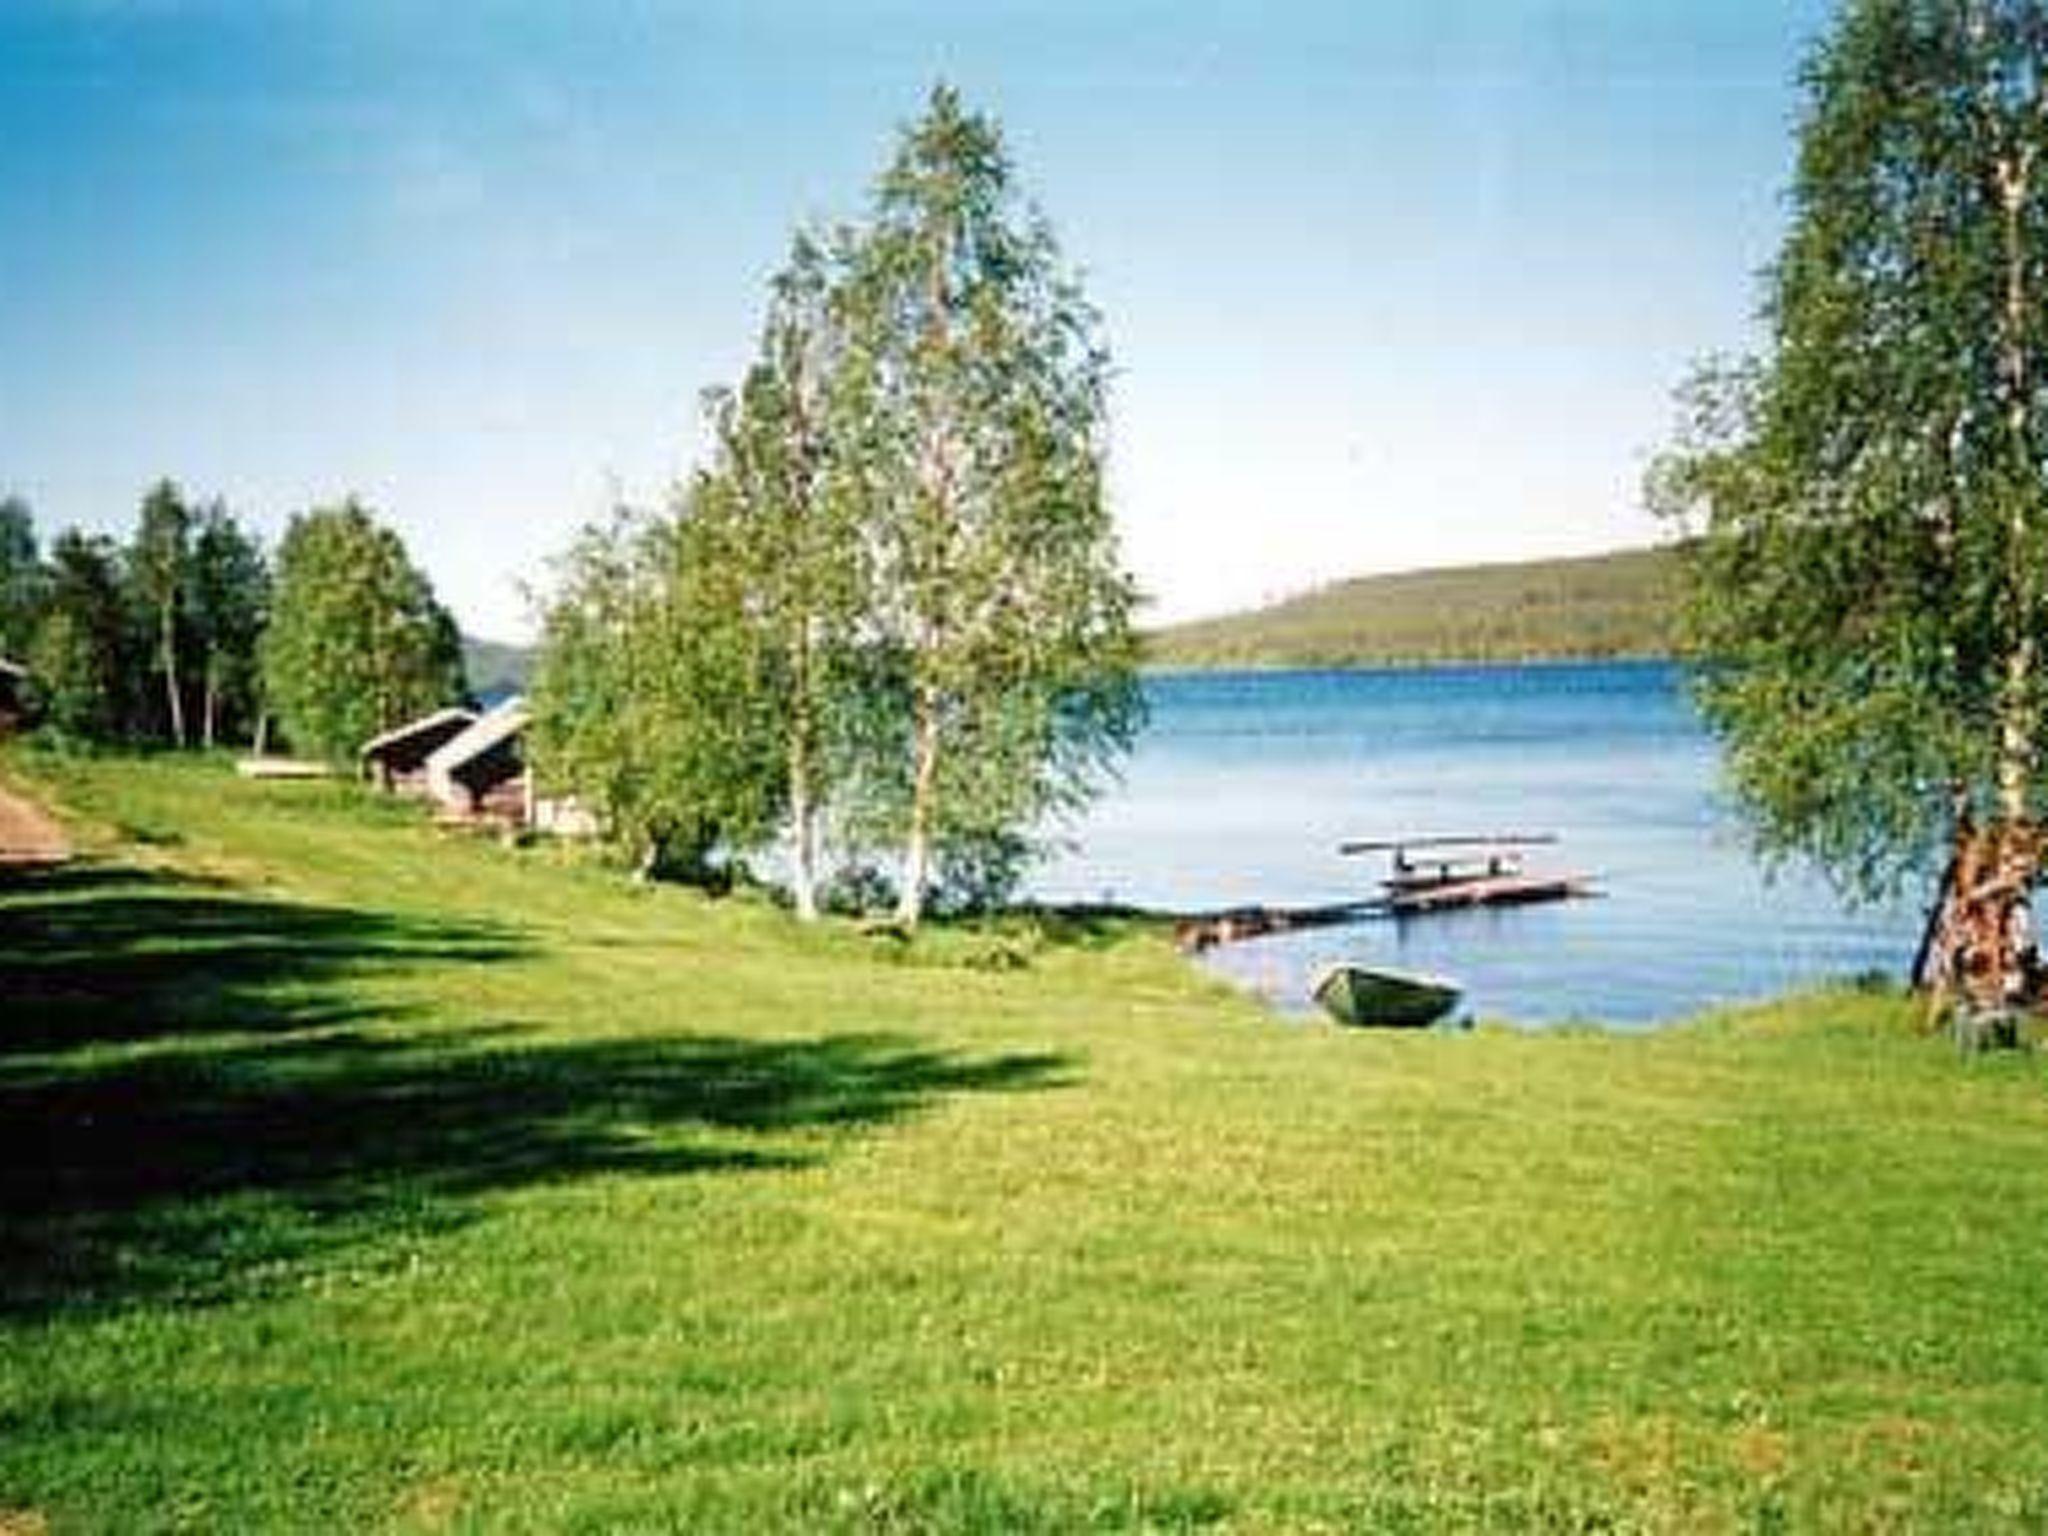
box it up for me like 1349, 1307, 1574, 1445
6, 751, 2048, 1531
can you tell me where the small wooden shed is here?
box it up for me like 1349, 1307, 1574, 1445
361, 706, 478, 794
0, 660, 32, 735
424, 698, 529, 823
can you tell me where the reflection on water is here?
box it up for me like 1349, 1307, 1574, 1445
1027, 661, 1923, 1027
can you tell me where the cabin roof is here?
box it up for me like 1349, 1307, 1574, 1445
425, 696, 529, 776
360, 705, 477, 760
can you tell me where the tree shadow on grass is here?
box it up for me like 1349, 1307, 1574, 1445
0, 863, 1074, 1320
1, 860, 527, 1056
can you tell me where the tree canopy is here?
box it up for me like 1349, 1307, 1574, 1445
188, 502, 270, 749
1, 489, 273, 749
846, 85, 1142, 924
688, 231, 876, 916
0, 496, 41, 660
1650, 0, 2048, 1002
132, 479, 195, 747
31, 530, 135, 743
526, 506, 785, 879
530, 85, 1141, 921
261, 500, 465, 762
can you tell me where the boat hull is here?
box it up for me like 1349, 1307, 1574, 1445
1312, 964, 1460, 1028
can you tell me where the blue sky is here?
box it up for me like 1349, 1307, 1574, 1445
0, 1, 1834, 639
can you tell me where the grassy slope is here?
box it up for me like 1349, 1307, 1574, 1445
5, 754, 2048, 1530
1147, 546, 1678, 669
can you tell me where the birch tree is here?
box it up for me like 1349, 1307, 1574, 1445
188, 503, 269, 749
695, 232, 872, 919
132, 479, 193, 747
1650, 0, 2048, 1013
848, 85, 1142, 927
526, 504, 784, 880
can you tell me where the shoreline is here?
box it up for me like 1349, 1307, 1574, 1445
1138, 649, 1679, 677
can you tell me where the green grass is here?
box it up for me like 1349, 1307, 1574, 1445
6, 750, 2048, 1530
1147, 546, 1677, 669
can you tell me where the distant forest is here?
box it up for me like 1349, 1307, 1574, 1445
1145, 546, 1677, 669
464, 547, 1674, 688
461, 635, 534, 697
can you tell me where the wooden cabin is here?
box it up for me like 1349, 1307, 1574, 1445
361, 706, 478, 794
0, 660, 32, 736
424, 699, 530, 824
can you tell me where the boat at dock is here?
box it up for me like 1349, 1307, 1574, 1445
1311, 963, 1461, 1028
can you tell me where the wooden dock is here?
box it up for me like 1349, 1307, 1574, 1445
1351, 832, 1596, 918
1384, 871, 1594, 915
1169, 833, 1599, 953
1172, 899, 1382, 953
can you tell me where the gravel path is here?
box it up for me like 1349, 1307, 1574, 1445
0, 780, 69, 866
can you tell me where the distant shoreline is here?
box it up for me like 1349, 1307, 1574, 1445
1138, 649, 1678, 677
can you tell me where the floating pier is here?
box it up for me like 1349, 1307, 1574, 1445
1347, 833, 1595, 918
1172, 835, 1598, 952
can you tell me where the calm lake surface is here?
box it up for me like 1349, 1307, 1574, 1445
1026, 660, 1924, 1027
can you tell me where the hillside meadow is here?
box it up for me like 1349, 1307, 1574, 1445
5, 752, 2048, 1530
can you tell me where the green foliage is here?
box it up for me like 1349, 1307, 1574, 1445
187, 501, 269, 748
1649, 0, 2048, 900
2, 488, 268, 750
29, 529, 136, 742
844, 84, 1143, 922
1148, 547, 1678, 669
24, 607, 105, 742
532, 87, 1142, 920
694, 229, 880, 917
131, 478, 195, 746
0, 493, 41, 659
527, 506, 785, 876
259, 500, 465, 762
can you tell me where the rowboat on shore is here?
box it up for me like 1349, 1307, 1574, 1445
1311, 963, 1462, 1028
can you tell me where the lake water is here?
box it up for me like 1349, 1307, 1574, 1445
1026, 661, 1924, 1027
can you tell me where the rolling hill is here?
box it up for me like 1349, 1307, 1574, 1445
1145, 545, 1679, 669
461, 635, 536, 698
464, 547, 1680, 687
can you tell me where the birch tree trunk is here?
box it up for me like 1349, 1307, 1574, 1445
788, 663, 820, 921
1985, 144, 2039, 1006
202, 652, 219, 751
1998, 144, 2035, 818
1932, 140, 2045, 1020
895, 694, 941, 927
161, 605, 185, 748
892, 211, 956, 931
